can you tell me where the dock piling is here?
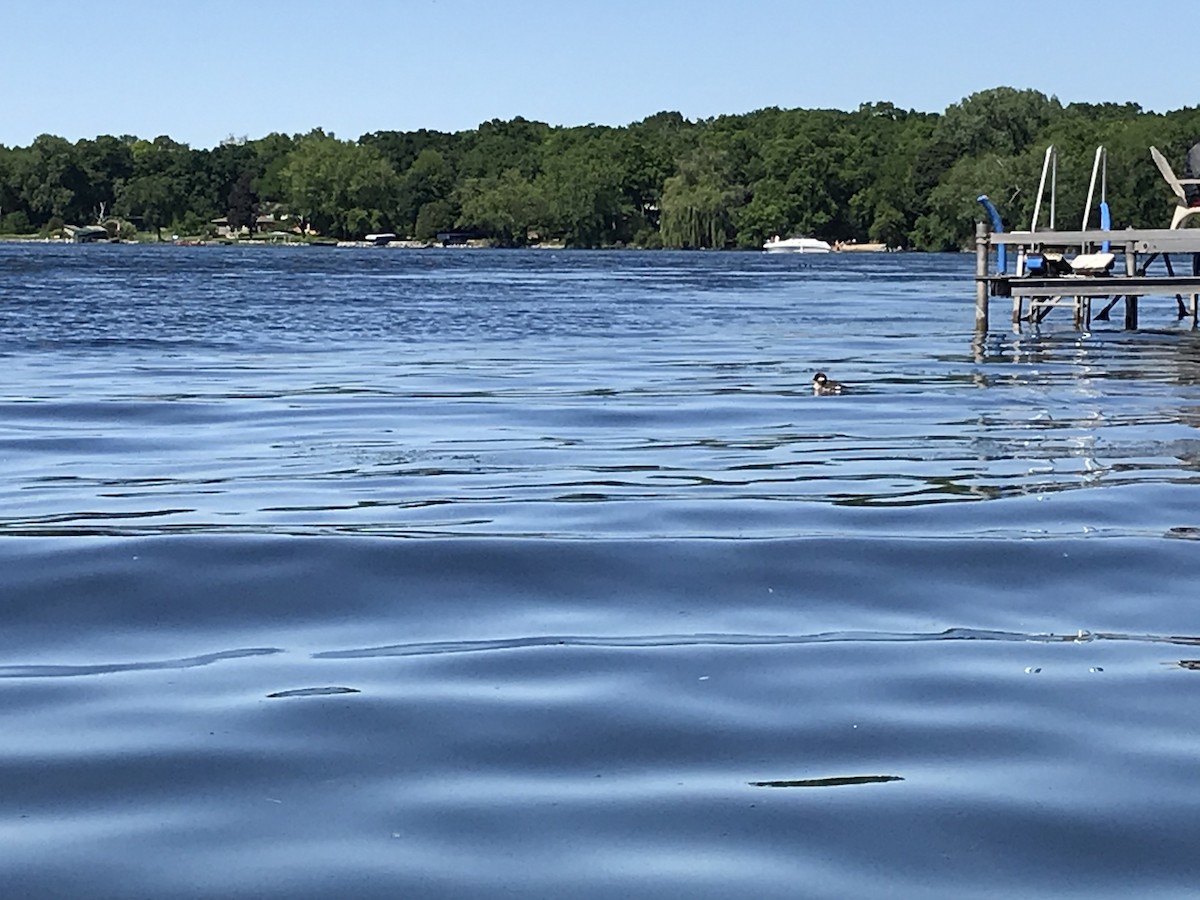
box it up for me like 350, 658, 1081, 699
1124, 243, 1138, 329
975, 222, 989, 335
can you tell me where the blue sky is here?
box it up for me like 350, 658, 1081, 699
1, 0, 1182, 148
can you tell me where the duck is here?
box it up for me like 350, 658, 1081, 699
812, 372, 843, 395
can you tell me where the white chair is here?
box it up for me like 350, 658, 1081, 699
1070, 251, 1115, 275
1150, 146, 1200, 228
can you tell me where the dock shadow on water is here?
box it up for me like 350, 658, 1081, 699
3, 245, 1200, 899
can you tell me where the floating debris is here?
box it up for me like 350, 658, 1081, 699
266, 686, 361, 699
750, 775, 904, 788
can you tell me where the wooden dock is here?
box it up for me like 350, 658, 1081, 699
973, 223, 1200, 333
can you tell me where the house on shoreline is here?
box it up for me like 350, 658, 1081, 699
64, 225, 110, 243
211, 214, 283, 237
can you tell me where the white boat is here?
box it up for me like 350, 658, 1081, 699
763, 234, 832, 253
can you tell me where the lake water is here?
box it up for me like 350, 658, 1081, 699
2, 243, 1200, 898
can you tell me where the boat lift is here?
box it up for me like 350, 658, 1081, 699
1031, 145, 1057, 233
1082, 146, 1111, 252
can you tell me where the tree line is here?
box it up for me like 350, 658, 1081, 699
3, 87, 1200, 250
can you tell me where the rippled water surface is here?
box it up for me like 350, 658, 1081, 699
3, 244, 1200, 898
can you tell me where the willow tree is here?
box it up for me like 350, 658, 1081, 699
659, 147, 742, 249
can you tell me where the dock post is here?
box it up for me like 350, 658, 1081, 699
975, 222, 989, 335
1192, 254, 1199, 329
1011, 248, 1024, 328
1124, 243, 1139, 329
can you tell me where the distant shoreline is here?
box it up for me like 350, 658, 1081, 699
0, 236, 905, 252
0, 234, 555, 249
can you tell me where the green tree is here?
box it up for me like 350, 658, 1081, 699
123, 136, 194, 232
116, 173, 182, 240
10, 135, 83, 226
75, 135, 134, 223
1097, 114, 1180, 229
937, 87, 1063, 159
226, 171, 260, 235
739, 131, 835, 247
457, 168, 546, 246
397, 148, 456, 235
282, 131, 401, 238
414, 199, 456, 241
539, 128, 632, 246
199, 139, 263, 225
249, 132, 297, 208
457, 117, 549, 180
360, 129, 460, 176
842, 103, 935, 247
0, 145, 18, 224
1, 210, 32, 234
6, 85, 1200, 251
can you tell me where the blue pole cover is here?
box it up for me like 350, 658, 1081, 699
976, 195, 1007, 273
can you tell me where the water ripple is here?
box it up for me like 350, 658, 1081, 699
6, 246, 1200, 897
0, 647, 283, 678
311, 627, 1200, 660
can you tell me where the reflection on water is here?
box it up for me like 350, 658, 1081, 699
4, 246, 1200, 899
2, 323, 1200, 534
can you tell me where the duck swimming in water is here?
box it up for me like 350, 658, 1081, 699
812, 372, 843, 395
